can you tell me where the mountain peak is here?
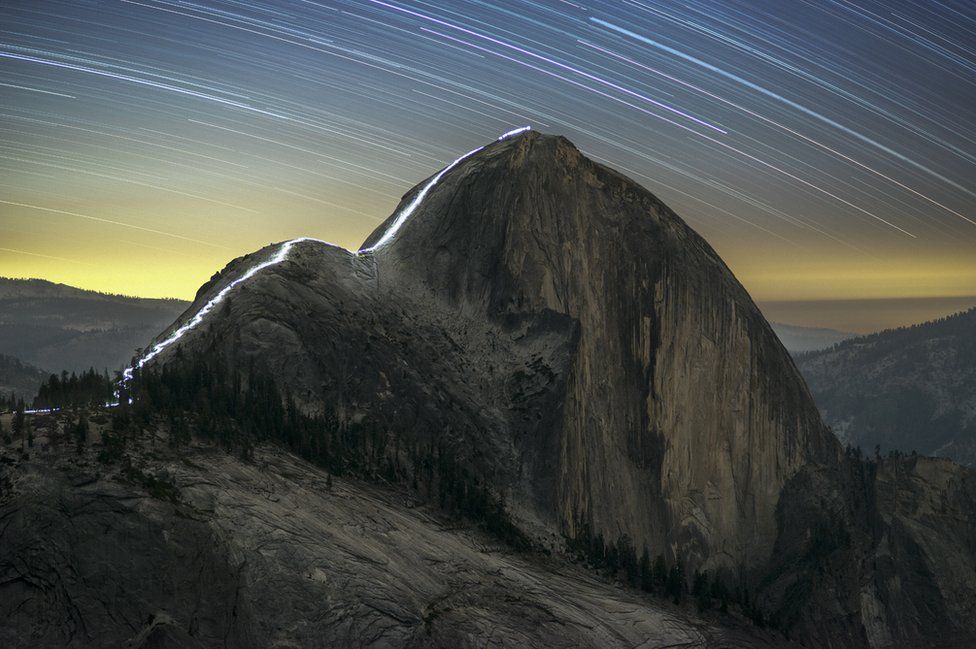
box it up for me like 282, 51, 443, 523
138, 127, 835, 578
41, 128, 976, 647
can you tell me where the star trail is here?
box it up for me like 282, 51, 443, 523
1, 0, 974, 330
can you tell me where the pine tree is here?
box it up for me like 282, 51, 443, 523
639, 547, 653, 592
693, 570, 712, 611
14, 401, 25, 452
710, 575, 730, 613
667, 558, 684, 603
592, 531, 606, 568
619, 535, 638, 587
605, 539, 619, 576
75, 414, 89, 454
652, 554, 668, 592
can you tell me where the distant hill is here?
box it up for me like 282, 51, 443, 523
0, 353, 47, 401
796, 307, 976, 465
770, 322, 853, 354
0, 278, 188, 374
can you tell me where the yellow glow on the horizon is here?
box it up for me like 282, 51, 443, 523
3, 167, 975, 334
3, 205, 975, 309
717, 242, 976, 302
0, 179, 390, 300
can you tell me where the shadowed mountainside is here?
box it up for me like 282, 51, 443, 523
0, 278, 187, 374
3, 131, 975, 648
797, 307, 976, 465
0, 353, 47, 401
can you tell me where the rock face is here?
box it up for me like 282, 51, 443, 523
8, 130, 976, 647
0, 440, 793, 649
381, 133, 851, 574
156, 132, 837, 577
761, 454, 976, 649
796, 308, 976, 465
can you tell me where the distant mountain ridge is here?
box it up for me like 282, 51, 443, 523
0, 277, 186, 310
797, 307, 976, 465
4, 131, 976, 648
770, 321, 853, 354
0, 277, 187, 374
0, 353, 47, 401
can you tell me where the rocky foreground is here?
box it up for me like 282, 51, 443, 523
4, 130, 976, 648
0, 432, 792, 649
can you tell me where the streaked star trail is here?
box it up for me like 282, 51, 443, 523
124, 125, 529, 382
1, 0, 974, 330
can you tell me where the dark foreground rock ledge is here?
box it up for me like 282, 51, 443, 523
0, 439, 794, 649
6, 131, 976, 648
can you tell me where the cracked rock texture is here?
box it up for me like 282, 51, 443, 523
0, 441, 792, 649
7, 131, 976, 647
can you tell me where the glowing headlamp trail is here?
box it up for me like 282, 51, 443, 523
23, 401, 118, 415
357, 126, 531, 253
122, 127, 532, 382
121, 236, 324, 382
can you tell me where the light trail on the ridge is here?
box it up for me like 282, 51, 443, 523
121, 126, 532, 383
21, 402, 118, 416
5, 0, 976, 320
121, 235, 325, 383
360, 126, 529, 253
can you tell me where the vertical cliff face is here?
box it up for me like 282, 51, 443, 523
761, 455, 976, 648
19, 129, 976, 647
365, 131, 838, 572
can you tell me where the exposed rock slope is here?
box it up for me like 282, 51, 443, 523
12, 130, 975, 647
0, 438, 791, 649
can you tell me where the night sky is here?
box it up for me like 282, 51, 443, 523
1, 0, 974, 331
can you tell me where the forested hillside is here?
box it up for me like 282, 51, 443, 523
797, 307, 976, 465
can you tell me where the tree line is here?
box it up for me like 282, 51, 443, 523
565, 514, 769, 623
33, 369, 115, 410
1, 399, 31, 450
0, 392, 20, 412
115, 350, 532, 550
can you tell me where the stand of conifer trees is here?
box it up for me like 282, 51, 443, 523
565, 513, 752, 617
0, 392, 20, 412
123, 351, 531, 551
33, 369, 115, 410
